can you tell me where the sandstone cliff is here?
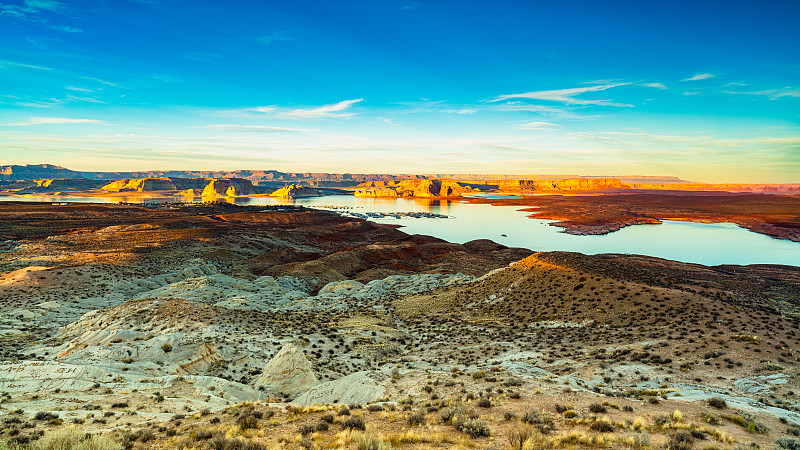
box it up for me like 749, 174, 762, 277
355, 179, 470, 198
200, 178, 257, 197
630, 183, 800, 194
269, 184, 325, 198
1, 178, 106, 193
473, 178, 628, 192
0, 164, 83, 180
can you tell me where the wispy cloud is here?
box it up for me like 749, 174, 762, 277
640, 82, 667, 89
81, 76, 120, 87
0, 59, 53, 71
7, 117, 106, 126
49, 24, 82, 32
519, 121, 562, 129
0, 0, 81, 32
199, 124, 314, 133
152, 74, 183, 83
684, 73, 714, 81
254, 98, 364, 119
65, 94, 105, 104
721, 87, 800, 100
65, 86, 93, 92
443, 108, 478, 114
23, 0, 66, 13
490, 83, 632, 106
257, 31, 294, 46
490, 101, 587, 119
181, 52, 224, 62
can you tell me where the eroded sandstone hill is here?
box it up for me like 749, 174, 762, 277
0, 202, 798, 449
355, 179, 471, 197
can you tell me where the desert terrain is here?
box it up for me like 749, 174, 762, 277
0, 201, 798, 449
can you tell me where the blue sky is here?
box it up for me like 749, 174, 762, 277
0, 0, 798, 182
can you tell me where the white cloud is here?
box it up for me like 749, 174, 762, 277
65, 94, 105, 104
275, 98, 364, 119
519, 121, 562, 129
722, 87, 800, 100
23, 0, 65, 12
49, 24, 81, 32
640, 82, 667, 89
8, 117, 106, 126
684, 73, 714, 81
65, 86, 93, 92
0, 1, 80, 33
199, 124, 314, 133
443, 108, 478, 114
490, 83, 632, 106
0, 59, 53, 71
152, 74, 183, 83
257, 31, 294, 46
81, 76, 120, 87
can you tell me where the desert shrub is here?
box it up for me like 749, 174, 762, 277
354, 434, 392, 450
708, 397, 727, 409
110, 402, 128, 409
440, 406, 464, 424
314, 421, 329, 432
654, 414, 672, 427
366, 404, 383, 412
776, 438, 800, 450
521, 408, 555, 434
161, 343, 172, 352
747, 420, 769, 434
588, 403, 607, 413
236, 412, 260, 430
33, 412, 59, 421
477, 398, 492, 408
507, 426, 548, 450
625, 431, 651, 449
299, 424, 316, 436
590, 420, 615, 433
407, 411, 425, 427
121, 429, 155, 448
321, 413, 335, 424
454, 416, 491, 438
666, 429, 694, 450
342, 416, 366, 430
722, 413, 747, 427
36, 428, 122, 450
208, 436, 267, 450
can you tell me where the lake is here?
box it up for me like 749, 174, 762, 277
2, 194, 798, 266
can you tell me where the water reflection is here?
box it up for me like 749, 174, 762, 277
1, 194, 797, 266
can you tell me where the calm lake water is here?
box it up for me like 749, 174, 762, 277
2, 195, 798, 267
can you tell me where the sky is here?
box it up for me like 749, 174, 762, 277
0, 0, 798, 183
